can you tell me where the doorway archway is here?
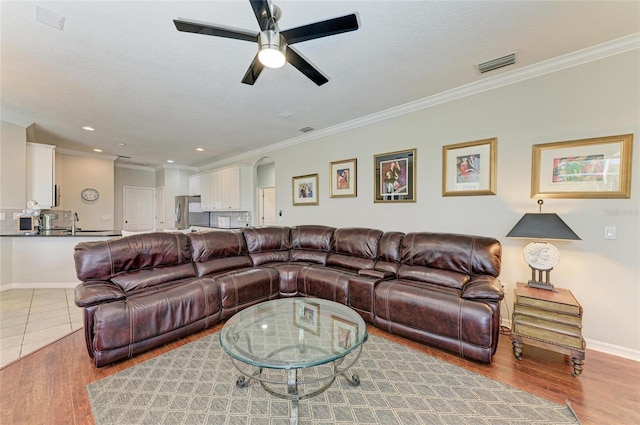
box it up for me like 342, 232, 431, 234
254, 157, 276, 226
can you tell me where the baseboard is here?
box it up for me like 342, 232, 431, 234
500, 317, 640, 362
1, 282, 79, 291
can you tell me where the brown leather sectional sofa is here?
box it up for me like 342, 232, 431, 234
74, 225, 503, 367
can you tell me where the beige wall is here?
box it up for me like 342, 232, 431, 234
0, 120, 27, 209
235, 50, 639, 357
57, 153, 115, 230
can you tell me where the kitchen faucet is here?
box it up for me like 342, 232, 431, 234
72, 212, 79, 235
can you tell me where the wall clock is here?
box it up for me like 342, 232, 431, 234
81, 188, 99, 201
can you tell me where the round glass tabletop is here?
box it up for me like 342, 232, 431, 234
220, 297, 367, 369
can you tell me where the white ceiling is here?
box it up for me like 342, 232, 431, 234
2, 1, 639, 169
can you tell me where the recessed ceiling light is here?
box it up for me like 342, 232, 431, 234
82, 126, 95, 131
167, 160, 174, 163
93, 148, 103, 153
196, 148, 204, 152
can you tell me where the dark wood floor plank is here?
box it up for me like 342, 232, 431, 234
1, 325, 638, 425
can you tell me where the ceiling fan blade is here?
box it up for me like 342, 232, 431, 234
282, 14, 358, 45
241, 54, 265, 85
250, 0, 275, 31
174, 18, 257, 42
285, 47, 328, 86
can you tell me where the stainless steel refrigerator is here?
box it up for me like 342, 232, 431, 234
174, 196, 209, 229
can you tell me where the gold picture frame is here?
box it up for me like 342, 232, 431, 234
329, 158, 357, 198
331, 315, 358, 353
442, 138, 497, 196
293, 299, 320, 335
373, 148, 416, 203
531, 134, 633, 199
292, 173, 319, 205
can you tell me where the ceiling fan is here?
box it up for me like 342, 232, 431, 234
173, 0, 359, 86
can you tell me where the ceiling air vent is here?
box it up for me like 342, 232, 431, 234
298, 126, 315, 133
477, 52, 517, 74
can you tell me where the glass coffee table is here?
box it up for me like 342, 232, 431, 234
220, 297, 367, 425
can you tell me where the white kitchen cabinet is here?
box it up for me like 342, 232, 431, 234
26, 143, 56, 209
188, 174, 201, 196
200, 166, 252, 211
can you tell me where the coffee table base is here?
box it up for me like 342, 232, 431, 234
232, 342, 364, 425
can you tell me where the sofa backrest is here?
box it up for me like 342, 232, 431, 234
74, 232, 196, 292
374, 231, 405, 274
398, 232, 502, 290
326, 228, 382, 271
242, 226, 291, 266
188, 230, 253, 277
289, 225, 335, 265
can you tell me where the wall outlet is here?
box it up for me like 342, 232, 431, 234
13, 212, 21, 220
604, 226, 616, 240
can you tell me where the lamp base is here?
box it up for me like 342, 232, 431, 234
526, 267, 557, 291
526, 280, 557, 292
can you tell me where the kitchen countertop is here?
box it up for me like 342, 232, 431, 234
1, 230, 122, 237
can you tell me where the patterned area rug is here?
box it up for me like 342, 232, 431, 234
87, 333, 580, 425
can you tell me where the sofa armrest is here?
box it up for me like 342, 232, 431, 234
74, 281, 126, 308
461, 276, 504, 301
358, 268, 395, 279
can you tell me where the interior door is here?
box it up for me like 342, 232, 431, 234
123, 186, 155, 231
154, 187, 164, 229
258, 187, 276, 225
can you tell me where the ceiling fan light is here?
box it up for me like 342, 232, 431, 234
258, 31, 286, 68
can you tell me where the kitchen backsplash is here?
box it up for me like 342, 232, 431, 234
209, 211, 252, 228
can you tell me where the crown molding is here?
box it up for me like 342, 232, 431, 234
200, 33, 639, 171
56, 147, 118, 161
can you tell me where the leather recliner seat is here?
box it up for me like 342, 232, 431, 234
74, 225, 503, 367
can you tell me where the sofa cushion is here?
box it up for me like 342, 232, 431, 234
214, 267, 280, 319
290, 225, 335, 264
74, 232, 193, 281
297, 266, 351, 304
111, 263, 197, 293
326, 228, 382, 271
188, 230, 253, 277
243, 226, 291, 265
374, 231, 404, 275
398, 233, 501, 290
92, 278, 221, 352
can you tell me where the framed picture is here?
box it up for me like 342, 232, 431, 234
293, 299, 320, 335
442, 137, 497, 196
292, 174, 319, 206
373, 148, 416, 203
531, 134, 633, 199
329, 158, 357, 198
331, 316, 358, 353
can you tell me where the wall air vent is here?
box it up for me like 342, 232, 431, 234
298, 126, 315, 133
477, 52, 517, 74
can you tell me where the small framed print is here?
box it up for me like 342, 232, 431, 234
292, 174, 319, 206
373, 148, 416, 203
331, 316, 358, 353
329, 158, 357, 198
293, 299, 320, 335
531, 134, 633, 199
442, 137, 497, 196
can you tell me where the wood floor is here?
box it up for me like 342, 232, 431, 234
1, 324, 638, 425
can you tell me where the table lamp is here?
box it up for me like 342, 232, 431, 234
506, 200, 581, 291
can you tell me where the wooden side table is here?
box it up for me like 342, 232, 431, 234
511, 282, 585, 376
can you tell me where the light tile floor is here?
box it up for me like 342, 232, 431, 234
0, 288, 83, 368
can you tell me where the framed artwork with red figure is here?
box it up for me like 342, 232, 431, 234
442, 138, 497, 196
330, 158, 357, 198
373, 148, 416, 203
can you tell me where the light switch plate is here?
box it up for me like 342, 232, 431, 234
0, 212, 5, 220
604, 226, 616, 240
